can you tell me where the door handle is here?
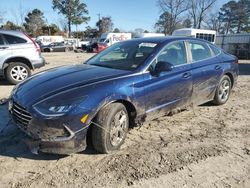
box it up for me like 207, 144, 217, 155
215, 65, 221, 70
0, 46, 8, 49
183, 72, 191, 79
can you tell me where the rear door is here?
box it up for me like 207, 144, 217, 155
187, 40, 223, 104
2, 33, 33, 61
143, 40, 193, 117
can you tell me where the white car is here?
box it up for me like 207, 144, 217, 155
0, 30, 45, 84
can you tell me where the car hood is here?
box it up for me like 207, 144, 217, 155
13, 64, 130, 106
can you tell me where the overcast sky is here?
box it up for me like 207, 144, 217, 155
0, 0, 230, 31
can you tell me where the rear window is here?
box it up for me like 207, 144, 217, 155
3, 34, 27, 44
209, 44, 221, 56
188, 41, 212, 62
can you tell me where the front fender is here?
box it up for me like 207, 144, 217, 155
72, 72, 146, 125
86, 94, 136, 123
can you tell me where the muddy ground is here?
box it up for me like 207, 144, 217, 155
0, 52, 249, 188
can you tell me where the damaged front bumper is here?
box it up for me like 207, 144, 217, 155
23, 125, 89, 155
9, 101, 90, 155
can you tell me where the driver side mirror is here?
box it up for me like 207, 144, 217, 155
153, 61, 173, 75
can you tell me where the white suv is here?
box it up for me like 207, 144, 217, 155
0, 30, 45, 84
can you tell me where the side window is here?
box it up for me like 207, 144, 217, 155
0, 35, 4, 45
209, 44, 221, 56
3, 34, 27, 44
157, 41, 187, 66
188, 41, 212, 62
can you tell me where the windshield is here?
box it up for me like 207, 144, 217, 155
86, 41, 158, 71
99, 38, 106, 42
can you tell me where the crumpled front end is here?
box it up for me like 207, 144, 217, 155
9, 100, 89, 155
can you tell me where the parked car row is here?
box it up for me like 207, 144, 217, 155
40, 42, 74, 52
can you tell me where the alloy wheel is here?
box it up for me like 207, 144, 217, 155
110, 110, 128, 147
218, 79, 230, 102
10, 65, 29, 82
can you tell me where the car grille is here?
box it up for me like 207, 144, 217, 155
11, 102, 32, 129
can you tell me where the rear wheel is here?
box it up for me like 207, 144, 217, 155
212, 75, 232, 105
44, 48, 50, 52
92, 103, 129, 153
5, 62, 31, 84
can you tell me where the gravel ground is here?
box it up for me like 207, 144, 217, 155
0, 52, 249, 188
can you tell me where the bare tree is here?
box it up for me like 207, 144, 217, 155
157, 0, 189, 33
203, 11, 223, 33
96, 16, 113, 35
11, 3, 28, 27
58, 18, 68, 33
0, 11, 5, 25
189, 0, 217, 29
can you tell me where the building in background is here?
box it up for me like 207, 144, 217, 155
216, 34, 250, 60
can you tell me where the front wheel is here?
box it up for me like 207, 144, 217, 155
92, 103, 129, 153
212, 75, 232, 105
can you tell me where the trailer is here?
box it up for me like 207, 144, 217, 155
36, 36, 64, 46
99, 33, 132, 46
172, 28, 216, 43
134, 33, 165, 38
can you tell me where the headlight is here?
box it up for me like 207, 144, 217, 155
33, 92, 87, 117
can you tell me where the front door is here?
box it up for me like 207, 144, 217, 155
143, 41, 193, 117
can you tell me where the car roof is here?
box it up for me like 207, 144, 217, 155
127, 36, 206, 44
0, 29, 27, 38
0, 29, 24, 35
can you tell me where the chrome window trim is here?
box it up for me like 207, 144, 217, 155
208, 43, 222, 57
142, 40, 190, 73
186, 40, 222, 64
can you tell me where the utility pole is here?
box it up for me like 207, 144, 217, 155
97, 13, 101, 22
97, 13, 101, 37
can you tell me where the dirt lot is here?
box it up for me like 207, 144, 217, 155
0, 52, 249, 188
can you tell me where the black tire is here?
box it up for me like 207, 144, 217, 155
92, 103, 129, 154
65, 47, 69, 52
44, 48, 50, 52
5, 62, 31, 85
212, 75, 232, 105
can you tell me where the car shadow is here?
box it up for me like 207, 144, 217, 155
0, 104, 98, 161
239, 63, 250, 75
0, 78, 11, 85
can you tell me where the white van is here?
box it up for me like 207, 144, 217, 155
99, 33, 132, 46
36, 36, 64, 46
64, 38, 90, 49
172, 28, 216, 43
135, 33, 165, 38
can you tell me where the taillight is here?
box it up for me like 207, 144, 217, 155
235, 58, 239, 64
23, 32, 41, 52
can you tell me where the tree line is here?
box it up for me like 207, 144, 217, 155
0, 0, 113, 38
0, 0, 249, 38
155, 0, 250, 35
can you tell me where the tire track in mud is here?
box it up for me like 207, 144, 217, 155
12, 109, 232, 188
1, 76, 250, 188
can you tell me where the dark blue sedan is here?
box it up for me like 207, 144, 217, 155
9, 37, 239, 154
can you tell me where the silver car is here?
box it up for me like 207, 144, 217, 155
0, 30, 45, 84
